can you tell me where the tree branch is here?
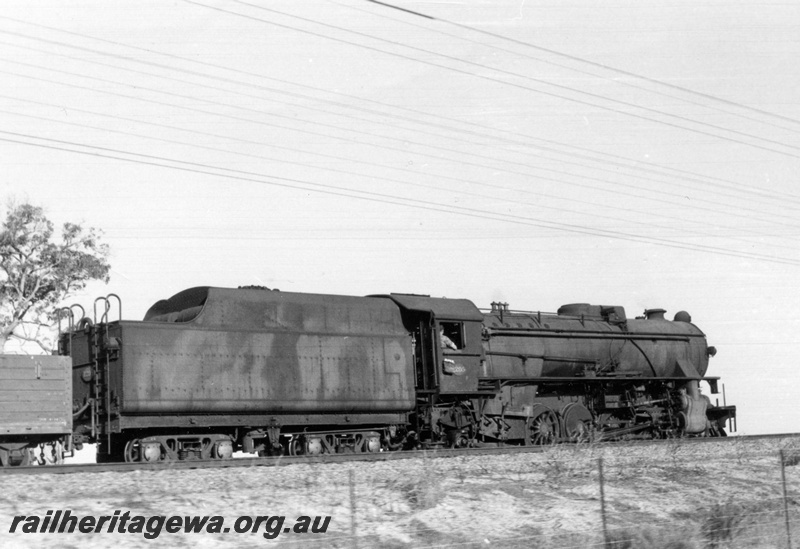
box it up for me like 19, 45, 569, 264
10, 331, 53, 354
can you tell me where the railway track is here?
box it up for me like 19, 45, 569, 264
3, 432, 798, 476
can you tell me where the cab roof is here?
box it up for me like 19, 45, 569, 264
372, 293, 484, 321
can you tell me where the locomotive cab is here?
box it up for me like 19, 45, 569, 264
371, 294, 487, 447
374, 294, 485, 395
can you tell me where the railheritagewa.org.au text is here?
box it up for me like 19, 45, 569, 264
9, 510, 331, 540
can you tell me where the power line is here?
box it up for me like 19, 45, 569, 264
3, 130, 799, 267
0, 106, 690, 235
1, 13, 794, 205
4, 36, 798, 221
3, 32, 799, 239
365, 0, 800, 128
3, 5, 796, 260
210, 0, 800, 157
9, 102, 798, 254
5, 64, 799, 235
343, 0, 800, 137
8, 43, 749, 215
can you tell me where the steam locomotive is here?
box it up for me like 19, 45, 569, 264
0, 286, 737, 465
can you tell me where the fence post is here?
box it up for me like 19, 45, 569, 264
349, 468, 358, 549
599, 457, 609, 548
781, 450, 792, 549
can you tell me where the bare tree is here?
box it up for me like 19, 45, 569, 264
0, 203, 110, 352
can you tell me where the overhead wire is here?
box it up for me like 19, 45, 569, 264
2, 6, 798, 264
1, 43, 712, 211
8, 101, 799, 253
2, 23, 798, 227
209, 0, 800, 158
3, 36, 798, 222
1, 35, 800, 260
3, 130, 800, 267
1, 14, 795, 205
365, 0, 800, 128
342, 0, 800, 136
0, 106, 703, 238
4, 63, 800, 238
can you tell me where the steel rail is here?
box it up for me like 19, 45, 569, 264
2, 432, 799, 476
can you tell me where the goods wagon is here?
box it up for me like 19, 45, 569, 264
0, 355, 72, 466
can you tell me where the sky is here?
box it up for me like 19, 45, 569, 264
1, 0, 798, 435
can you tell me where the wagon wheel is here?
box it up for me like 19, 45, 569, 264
526, 406, 558, 445
5, 447, 32, 467
561, 403, 594, 442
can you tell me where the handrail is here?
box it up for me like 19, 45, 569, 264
93, 294, 122, 324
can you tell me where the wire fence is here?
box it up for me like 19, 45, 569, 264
4, 439, 800, 548
247, 440, 800, 549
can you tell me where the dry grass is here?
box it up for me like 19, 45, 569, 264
1, 437, 800, 548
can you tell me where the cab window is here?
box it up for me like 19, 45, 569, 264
440, 321, 464, 349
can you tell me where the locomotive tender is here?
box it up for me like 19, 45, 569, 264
56, 286, 734, 463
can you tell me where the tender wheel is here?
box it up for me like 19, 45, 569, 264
124, 439, 140, 463
527, 406, 558, 445
213, 440, 234, 460
287, 436, 303, 456
287, 436, 323, 456
140, 441, 163, 462
356, 433, 382, 453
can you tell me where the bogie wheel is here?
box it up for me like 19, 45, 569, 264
3, 447, 32, 467
527, 406, 559, 445
124, 439, 140, 463
287, 436, 303, 457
